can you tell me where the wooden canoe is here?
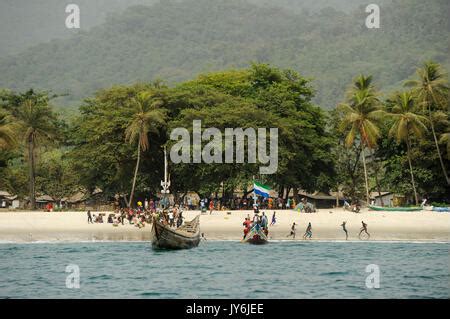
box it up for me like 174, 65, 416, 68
433, 207, 450, 212
243, 224, 268, 245
368, 205, 422, 212
150, 215, 200, 250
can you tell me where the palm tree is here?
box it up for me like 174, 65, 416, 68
439, 132, 450, 160
0, 112, 16, 149
338, 75, 385, 204
388, 91, 428, 205
406, 61, 450, 185
125, 91, 166, 208
14, 99, 57, 209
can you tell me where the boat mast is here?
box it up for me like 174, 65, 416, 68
161, 146, 171, 209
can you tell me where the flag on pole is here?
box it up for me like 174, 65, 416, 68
253, 181, 271, 198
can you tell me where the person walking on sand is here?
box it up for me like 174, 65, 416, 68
341, 221, 348, 240
87, 210, 93, 224
287, 222, 296, 239
359, 221, 370, 239
270, 211, 276, 226
303, 222, 312, 240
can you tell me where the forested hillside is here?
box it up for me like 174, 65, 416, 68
0, 0, 448, 111
0, 0, 159, 57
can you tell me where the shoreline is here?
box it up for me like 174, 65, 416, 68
1, 239, 448, 245
0, 209, 449, 243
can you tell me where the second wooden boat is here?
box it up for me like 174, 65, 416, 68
369, 205, 422, 212
150, 215, 200, 250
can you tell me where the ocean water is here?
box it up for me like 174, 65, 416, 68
0, 241, 448, 299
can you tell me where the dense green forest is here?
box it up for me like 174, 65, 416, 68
0, 0, 448, 112
0, 0, 448, 209
1, 62, 449, 209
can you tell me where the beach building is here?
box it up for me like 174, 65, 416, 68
369, 192, 394, 206
62, 187, 108, 210
298, 191, 345, 208
0, 190, 19, 209
35, 195, 55, 210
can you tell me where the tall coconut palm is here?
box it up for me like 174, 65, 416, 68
125, 91, 166, 208
388, 91, 428, 205
0, 112, 16, 149
14, 99, 57, 209
439, 132, 450, 160
338, 75, 385, 204
406, 61, 450, 185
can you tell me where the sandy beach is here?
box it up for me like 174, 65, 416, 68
0, 208, 449, 243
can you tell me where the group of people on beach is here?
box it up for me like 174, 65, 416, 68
340, 221, 370, 239
286, 222, 313, 240
285, 220, 370, 240
343, 200, 362, 213
242, 213, 268, 240
87, 207, 151, 228
242, 207, 272, 240
87, 202, 187, 230
188, 196, 300, 212
155, 206, 185, 228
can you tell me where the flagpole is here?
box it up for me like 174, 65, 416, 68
253, 175, 258, 209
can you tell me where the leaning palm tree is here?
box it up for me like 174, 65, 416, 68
388, 91, 428, 205
406, 61, 450, 185
0, 112, 16, 149
14, 99, 57, 209
338, 75, 385, 204
125, 91, 166, 208
439, 132, 450, 160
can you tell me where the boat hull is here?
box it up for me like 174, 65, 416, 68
150, 217, 200, 250
246, 235, 268, 245
243, 224, 268, 245
369, 205, 422, 212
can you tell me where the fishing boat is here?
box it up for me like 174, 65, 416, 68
432, 207, 450, 212
151, 215, 201, 250
150, 146, 201, 250
423, 206, 450, 212
243, 223, 268, 245
368, 205, 422, 212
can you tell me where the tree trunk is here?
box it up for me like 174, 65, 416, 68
28, 134, 36, 210
129, 140, 141, 208
123, 194, 129, 208
406, 136, 419, 205
371, 149, 384, 206
284, 187, 291, 201
428, 106, 450, 185
292, 186, 300, 203
361, 147, 370, 205
335, 183, 340, 207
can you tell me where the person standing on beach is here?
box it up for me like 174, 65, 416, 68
261, 212, 268, 229
303, 222, 312, 240
87, 210, 93, 224
242, 218, 251, 239
287, 222, 296, 239
209, 200, 214, 214
359, 221, 370, 239
270, 211, 276, 226
341, 221, 348, 240
168, 210, 174, 227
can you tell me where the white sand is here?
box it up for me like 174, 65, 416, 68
0, 208, 449, 243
